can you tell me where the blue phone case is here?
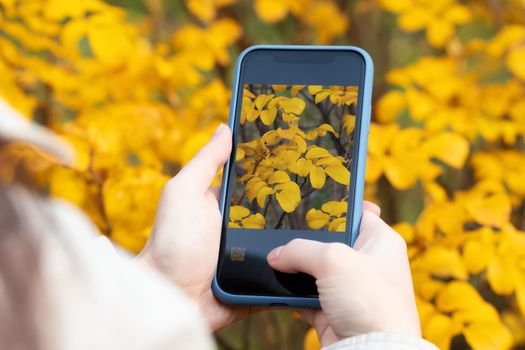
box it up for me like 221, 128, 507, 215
213, 45, 374, 308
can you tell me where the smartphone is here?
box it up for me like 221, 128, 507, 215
213, 45, 373, 308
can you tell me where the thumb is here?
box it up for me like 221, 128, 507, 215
176, 124, 232, 192
267, 239, 356, 278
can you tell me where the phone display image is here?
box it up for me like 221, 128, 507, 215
229, 84, 358, 232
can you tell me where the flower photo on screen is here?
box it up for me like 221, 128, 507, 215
228, 84, 358, 231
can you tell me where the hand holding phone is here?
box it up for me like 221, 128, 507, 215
267, 208, 421, 347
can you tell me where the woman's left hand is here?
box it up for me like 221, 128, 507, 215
137, 124, 256, 330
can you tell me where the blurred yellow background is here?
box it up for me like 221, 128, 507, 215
1, 0, 525, 349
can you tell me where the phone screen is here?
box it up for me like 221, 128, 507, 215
217, 49, 366, 298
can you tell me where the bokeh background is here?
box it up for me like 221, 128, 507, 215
1, 0, 525, 349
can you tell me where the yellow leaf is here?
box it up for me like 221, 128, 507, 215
236, 148, 245, 161
272, 84, 287, 92
280, 97, 306, 114
321, 201, 347, 216
230, 205, 250, 221
392, 222, 414, 243
305, 146, 332, 159
229, 221, 241, 228
260, 108, 277, 125
254, 0, 289, 23
444, 5, 471, 24
316, 124, 339, 137
89, 23, 132, 67
303, 328, 320, 350
376, 90, 406, 123
465, 193, 511, 227
309, 166, 326, 189
246, 179, 266, 202
487, 256, 518, 295
255, 94, 274, 110
328, 217, 346, 232
307, 85, 323, 95
315, 157, 343, 167
422, 313, 460, 350
463, 239, 494, 274
423, 132, 469, 169
398, 8, 432, 32
325, 165, 350, 185
436, 281, 483, 312
49, 167, 86, 206
243, 88, 256, 99
426, 19, 454, 48
247, 109, 260, 122
289, 158, 313, 177
275, 181, 301, 213
306, 209, 330, 229
241, 213, 265, 229
187, 0, 216, 22
412, 247, 468, 280
314, 91, 330, 104
506, 46, 525, 80
256, 186, 275, 207
291, 85, 305, 97
384, 158, 419, 190
268, 170, 291, 184
464, 322, 513, 350
517, 285, 525, 316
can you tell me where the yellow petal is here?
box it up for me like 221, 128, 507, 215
325, 165, 350, 185
306, 208, 330, 229
309, 166, 326, 189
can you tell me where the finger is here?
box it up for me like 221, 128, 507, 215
267, 239, 355, 278
176, 124, 232, 192
362, 200, 381, 217
354, 211, 407, 256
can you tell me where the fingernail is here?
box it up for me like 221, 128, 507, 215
211, 123, 226, 140
268, 246, 283, 261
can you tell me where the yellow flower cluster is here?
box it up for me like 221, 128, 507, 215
1, 0, 525, 349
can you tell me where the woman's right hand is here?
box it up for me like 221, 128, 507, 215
267, 203, 421, 347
